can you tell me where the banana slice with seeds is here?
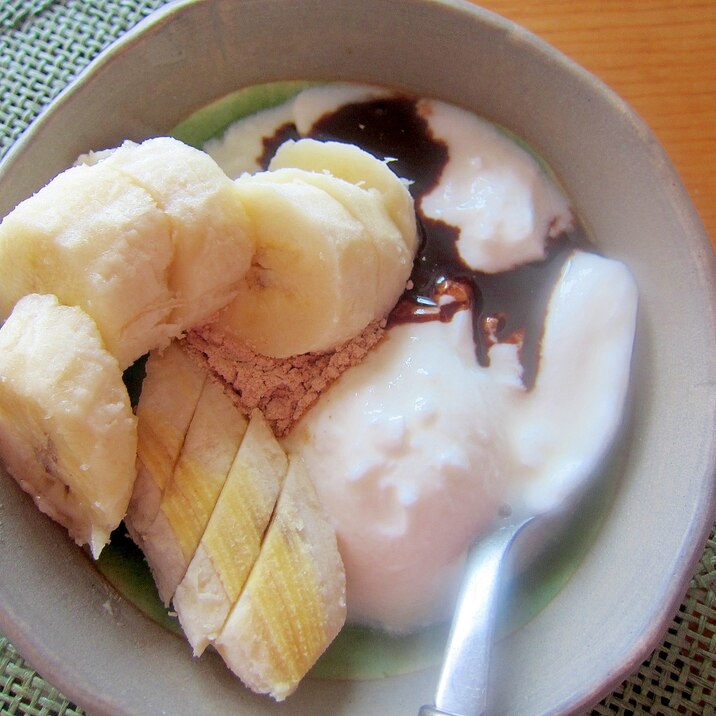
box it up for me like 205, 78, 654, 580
217, 176, 373, 357
255, 166, 413, 327
214, 139, 418, 358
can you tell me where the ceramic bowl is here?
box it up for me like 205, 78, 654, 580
0, 1, 714, 714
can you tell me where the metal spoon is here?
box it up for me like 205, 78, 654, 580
418, 511, 535, 716
417, 450, 613, 716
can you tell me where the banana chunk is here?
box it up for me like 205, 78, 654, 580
213, 140, 418, 357
0, 294, 137, 557
0, 161, 175, 369
139, 376, 249, 605
0, 138, 252, 369
270, 138, 418, 254
125, 341, 207, 550
255, 166, 413, 325
215, 455, 346, 702
218, 177, 373, 357
90, 137, 253, 331
173, 409, 288, 655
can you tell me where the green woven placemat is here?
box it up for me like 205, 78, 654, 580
1, 2, 715, 715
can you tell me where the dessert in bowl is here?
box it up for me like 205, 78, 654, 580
0, 1, 714, 715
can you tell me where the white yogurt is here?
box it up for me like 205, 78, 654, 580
285, 311, 519, 631
417, 99, 573, 273
208, 84, 638, 634
285, 251, 636, 633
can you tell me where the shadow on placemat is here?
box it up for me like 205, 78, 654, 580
1, 526, 714, 716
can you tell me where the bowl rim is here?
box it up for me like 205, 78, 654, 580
1, 1, 715, 714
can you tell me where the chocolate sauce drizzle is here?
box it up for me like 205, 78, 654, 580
261, 97, 588, 390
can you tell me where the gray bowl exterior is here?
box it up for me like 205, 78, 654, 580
0, 1, 714, 714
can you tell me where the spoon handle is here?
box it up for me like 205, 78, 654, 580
419, 516, 532, 716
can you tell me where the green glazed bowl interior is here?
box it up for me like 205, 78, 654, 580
0, 1, 714, 714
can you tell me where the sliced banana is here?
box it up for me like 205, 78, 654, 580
213, 140, 418, 357
139, 376, 248, 605
0, 134, 399, 701
255, 166, 413, 326
216, 176, 375, 357
0, 160, 175, 369
0, 138, 253, 369
270, 138, 418, 254
173, 409, 288, 656
92, 137, 253, 330
215, 455, 346, 701
127, 355, 346, 696
124, 341, 207, 550
0, 294, 137, 557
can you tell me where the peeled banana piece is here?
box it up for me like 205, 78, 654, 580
126, 346, 346, 698
0, 160, 174, 369
215, 455, 346, 702
255, 165, 413, 327
213, 139, 418, 357
139, 375, 248, 605
124, 341, 207, 551
0, 137, 252, 369
173, 409, 288, 655
270, 138, 418, 254
89, 137, 253, 331
219, 176, 373, 357
0, 294, 137, 557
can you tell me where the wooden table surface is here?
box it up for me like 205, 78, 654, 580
473, 0, 716, 252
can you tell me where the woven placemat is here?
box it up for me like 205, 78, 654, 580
0, 2, 715, 714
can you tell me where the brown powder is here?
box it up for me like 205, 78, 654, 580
183, 320, 386, 437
